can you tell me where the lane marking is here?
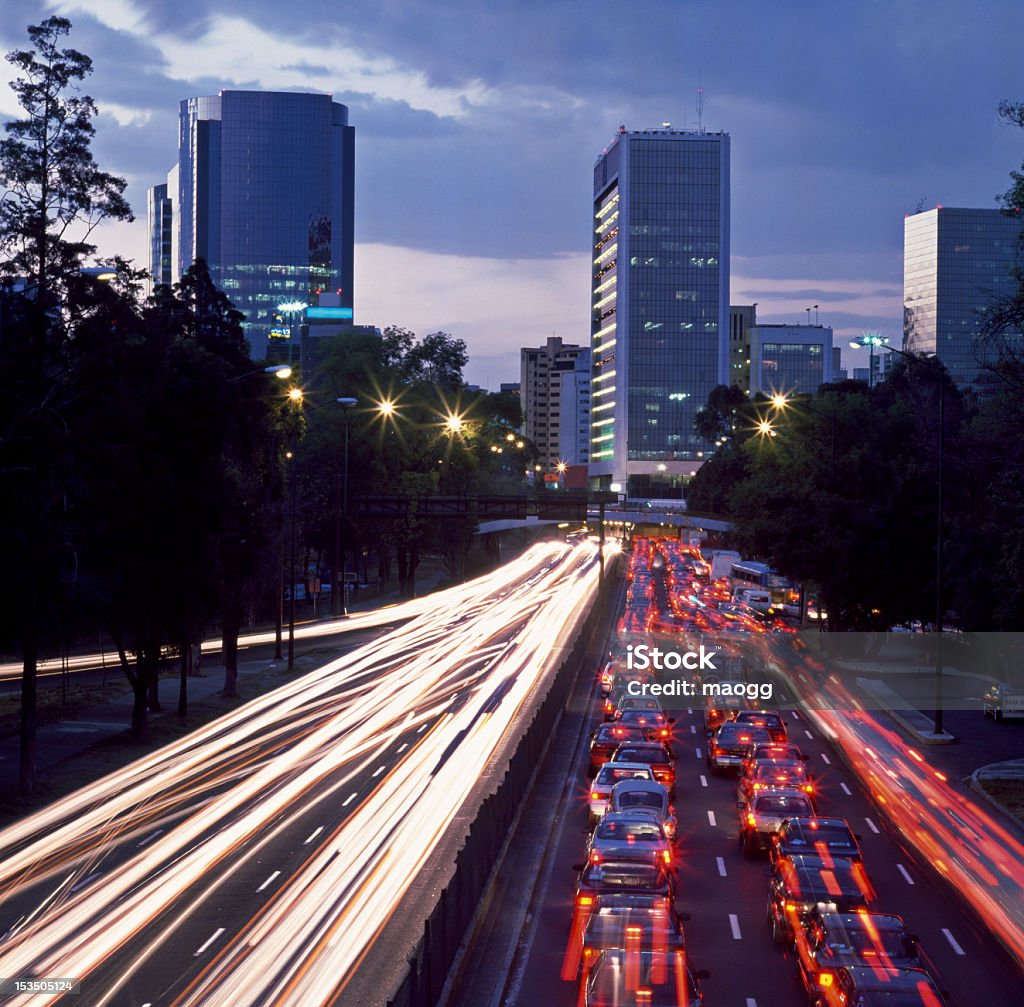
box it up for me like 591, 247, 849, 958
791, 710, 801, 720
699, 775, 708, 788
372, 765, 386, 777
137, 829, 164, 848
687, 708, 693, 715
417, 724, 428, 733
864, 817, 880, 834
397, 743, 408, 753
746, 1000, 758, 1007
303, 826, 323, 845
840, 782, 852, 796
690, 724, 696, 734
896, 863, 915, 885
941, 928, 966, 955
729, 914, 742, 940
804, 729, 814, 740
194, 927, 225, 956
343, 792, 358, 807
695, 747, 703, 759
820, 753, 831, 765
707, 810, 717, 827
257, 871, 280, 892
716, 856, 727, 877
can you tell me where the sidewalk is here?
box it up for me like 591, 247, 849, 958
0, 566, 449, 818
971, 759, 1024, 834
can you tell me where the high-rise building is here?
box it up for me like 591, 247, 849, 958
521, 337, 590, 474
149, 90, 355, 359
558, 354, 592, 466
147, 182, 173, 292
589, 126, 730, 498
748, 324, 834, 397
904, 206, 1024, 385
729, 304, 757, 390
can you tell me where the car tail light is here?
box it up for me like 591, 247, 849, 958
785, 901, 797, 912
818, 972, 834, 987
746, 813, 756, 827
590, 851, 601, 864
577, 895, 594, 907
660, 728, 669, 738
804, 784, 814, 793
662, 849, 671, 864
591, 792, 600, 800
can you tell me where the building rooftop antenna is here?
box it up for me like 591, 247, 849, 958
697, 76, 704, 133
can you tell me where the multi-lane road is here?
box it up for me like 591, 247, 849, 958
0, 541, 603, 1006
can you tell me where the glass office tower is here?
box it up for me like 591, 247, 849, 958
904, 206, 1024, 385
589, 127, 730, 498
153, 90, 355, 359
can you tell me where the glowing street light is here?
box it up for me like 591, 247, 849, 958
850, 333, 889, 387
444, 413, 464, 434
756, 418, 776, 438
376, 398, 396, 418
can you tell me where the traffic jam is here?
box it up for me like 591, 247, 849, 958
561, 538, 951, 1007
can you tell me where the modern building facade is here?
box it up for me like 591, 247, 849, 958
149, 90, 355, 359
748, 324, 834, 396
728, 303, 757, 390
521, 337, 591, 474
904, 206, 1024, 385
147, 182, 173, 291
589, 126, 730, 498
558, 354, 592, 466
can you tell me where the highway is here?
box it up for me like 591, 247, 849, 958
0, 540, 604, 1006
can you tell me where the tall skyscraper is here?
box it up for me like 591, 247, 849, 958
589, 126, 730, 498
521, 337, 590, 474
904, 206, 1024, 385
147, 182, 173, 291
149, 90, 355, 359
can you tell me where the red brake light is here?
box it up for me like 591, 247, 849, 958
819, 973, 834, 987
747, 813, 756, 827
591, 792, 600, 800
577, 895, 594, 907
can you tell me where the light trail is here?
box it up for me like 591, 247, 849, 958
0, 541, 605, 1005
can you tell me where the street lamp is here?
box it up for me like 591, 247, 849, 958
231, 364, 292, 382
286, 386, 304, 670
850, 333, 889, 388
883, 345, 947, 735
334, 396, 358, 617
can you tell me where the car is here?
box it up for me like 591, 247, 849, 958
589, 763, 655, 826
579, 892, 685, 975
610, 741, 676, 792
738, 759, 815, 805
733, 709, 789, 742
583, 949, 707, 1006
767, 854, 874, 944
740, 742, 808, 775
770, 817, 864, 865
616, 696, 665, 718
813, 965, 947, 1007
702, 691, 751, 733
573, 859, 676, 909
589, 723, 649, 776
609, 779, 677, 840
737, 789, 815, 857
586, 812, 674, 870
706, 722, 772, 773
794, 910, 926, 1003
618, 708, 675, 747
599, 660, 619, 696
982, 681, 1024, 721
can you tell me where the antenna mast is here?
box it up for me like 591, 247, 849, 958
697, 77, 704, 133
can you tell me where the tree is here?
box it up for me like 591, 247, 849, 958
0, 17, 132, 792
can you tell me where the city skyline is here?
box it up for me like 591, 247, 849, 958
3, 1, 1024, 386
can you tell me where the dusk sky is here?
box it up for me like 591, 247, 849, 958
3, 1, 1024, 387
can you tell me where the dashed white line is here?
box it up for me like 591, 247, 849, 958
746, 1000, 758, 1007
729, 914, 742, 940
372, 765, 386, 777
896, 863, 915, 885
839, 782, 852, 796
137, 829, 164, 848
690, 724, 696, 734
417, 724, 428, 733
941, 928, 966, 955
804, 729, 814, 740
699, 775, 708, 788
707, 810, 717, 827
303, 826, 323, 845
791, 710, 801, 720
194, 927, 225, 956
864, 817, 880, 834
695, 747, 703, 759
257, 871, 280, 892
397, 743, 408, 753
820, 753, 831, 765
687, 707, 693, 715
716, 856, 727, 877
342, 792, 358, 807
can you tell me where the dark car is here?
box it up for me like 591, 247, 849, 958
586, 813, 673, 871
618, 708, 675, 747
589, 723, 649, 776
584, 949, 706, 1006
770, 817, 864, 865
702, 691, 751, 733
734, 709, 789, 742
815, 966, 947, 1007
767, 854, 873, 944
580, 892, 685, 975
611, 741, 676, 793
795, 910, 925, 1003
574, 859, 675, 910
707, 722, 772, 773
738, 759, 815, 805
738, 789, 814, 856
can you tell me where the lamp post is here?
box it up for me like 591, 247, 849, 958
883, 345, 947, 735
850, 333, 889, 388
286, 386, 304, 670
334, 397, 358, 617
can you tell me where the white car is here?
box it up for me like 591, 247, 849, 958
588, 762, 654, 826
